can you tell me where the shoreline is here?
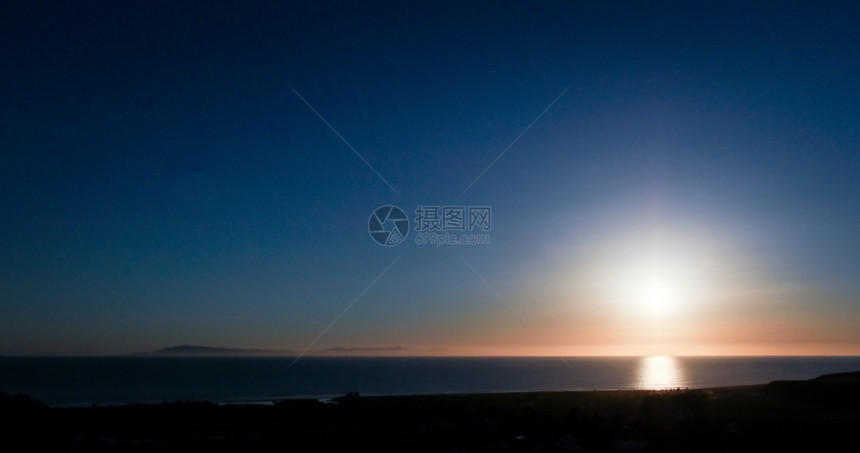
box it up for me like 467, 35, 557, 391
9, 355, 860, 409
42, 386, 721, 409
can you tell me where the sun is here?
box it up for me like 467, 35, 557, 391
580, 223, 725, 323
609, 253, 693, 318
637, 265, 683, 316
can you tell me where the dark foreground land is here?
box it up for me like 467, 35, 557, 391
3, 372, 860, 452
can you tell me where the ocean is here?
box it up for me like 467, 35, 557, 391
1, 356, 859, 407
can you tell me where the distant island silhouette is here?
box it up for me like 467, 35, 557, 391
133, 345, 294, 356
132, 345, 411, 356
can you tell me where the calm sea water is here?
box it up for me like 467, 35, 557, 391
1, 356, 859, 407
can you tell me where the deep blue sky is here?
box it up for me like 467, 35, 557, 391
2, 1, 859, 355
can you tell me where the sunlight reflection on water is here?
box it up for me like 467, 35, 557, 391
636, 356, 688, 389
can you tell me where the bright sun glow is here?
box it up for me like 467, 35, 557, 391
595, 232, 711, 319
565, 220, 743, 327
603, 254, 694, 318
632, 260, 686, 316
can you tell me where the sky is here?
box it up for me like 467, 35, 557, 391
2, 1, 859, 356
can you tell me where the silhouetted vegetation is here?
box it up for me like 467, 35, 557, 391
3, 372, 860, 451
0, 391, 67, 448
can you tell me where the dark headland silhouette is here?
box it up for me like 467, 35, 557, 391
3, 370, 860, 451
